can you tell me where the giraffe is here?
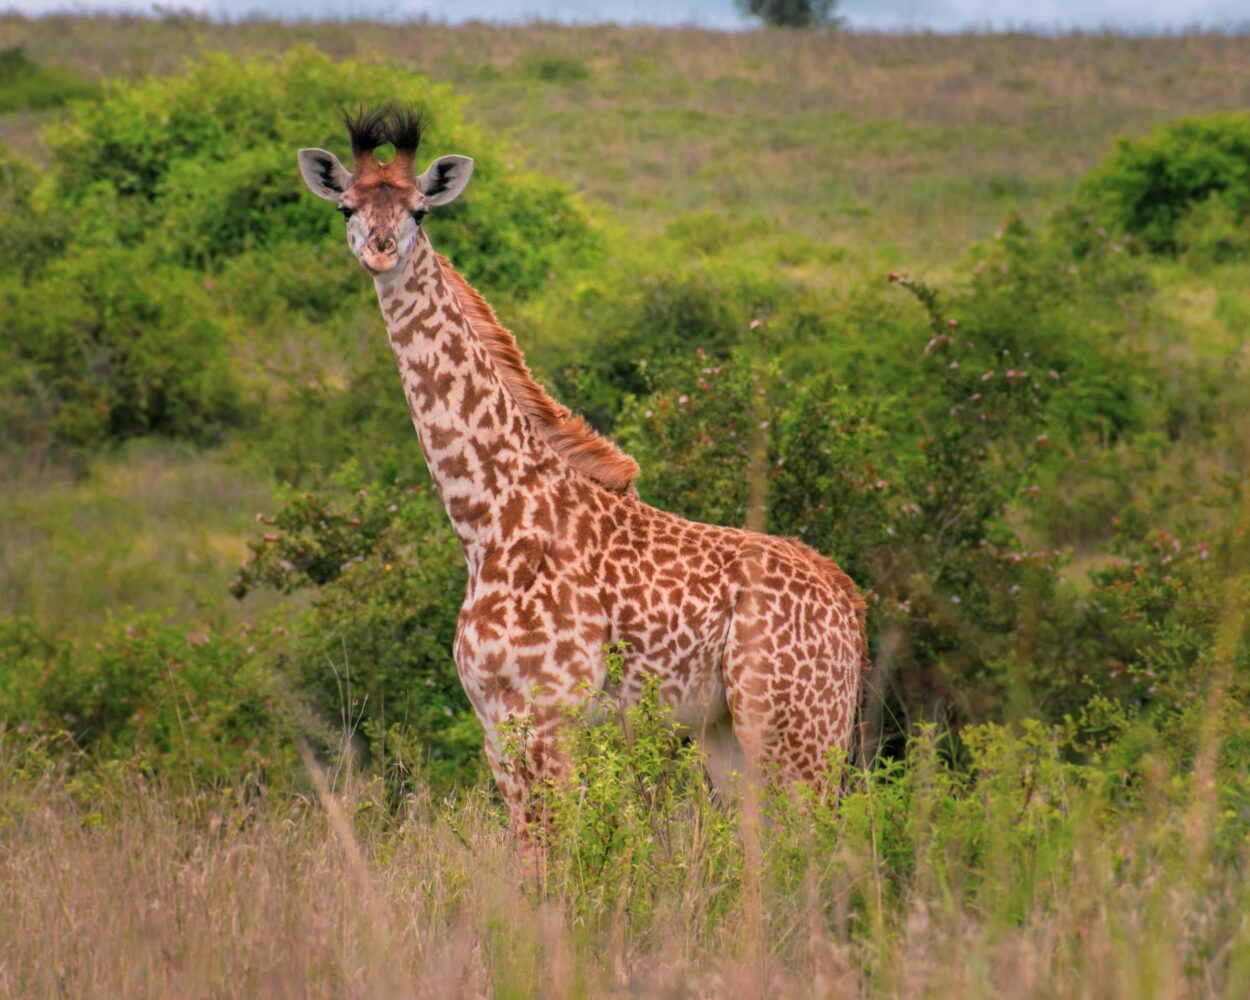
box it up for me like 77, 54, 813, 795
297, 104, 867, 838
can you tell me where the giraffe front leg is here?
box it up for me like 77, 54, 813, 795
484, 702, 573, 870
456, 595, 609, 869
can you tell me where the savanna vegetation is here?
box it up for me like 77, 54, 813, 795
1, 14, 1250, 997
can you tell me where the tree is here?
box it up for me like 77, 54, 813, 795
737, 0, 842, 29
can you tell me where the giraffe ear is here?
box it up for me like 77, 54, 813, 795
418, 155, 474, 207
298, 148, 353, 202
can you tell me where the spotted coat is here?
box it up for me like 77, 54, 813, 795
374, 233, 866, 835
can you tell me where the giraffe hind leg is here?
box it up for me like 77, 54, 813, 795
720, 586, 859, 795
698, 715, 748, 803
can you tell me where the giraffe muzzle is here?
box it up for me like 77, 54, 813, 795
369, 233, 397, 255
361, 232, 401, 275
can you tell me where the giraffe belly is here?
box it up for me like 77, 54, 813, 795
614, 605, 735, 732
664, 651, 731, 731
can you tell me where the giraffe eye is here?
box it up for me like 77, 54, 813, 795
412, 209, 428, 225
338, 205, 355, 220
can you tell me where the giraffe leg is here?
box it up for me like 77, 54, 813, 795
699, 716, 748, 803
720, 579, 860, 795
482, 701, 576, 866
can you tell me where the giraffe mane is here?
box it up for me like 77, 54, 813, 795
437, 255, 641, 495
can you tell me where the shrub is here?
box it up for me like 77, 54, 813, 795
552, 263, 797, 429
1073, 112, 1250, 254
519, 53, 592, 84
232, 469, 480, 792
44, 47, 596, 297
0, 144, 42, 279
0, 615, 290, 790
611, 215, 1169, 739
1176, 191, 1250, 265
0, 246, 243, 450
0, 46, 97, 113
0, 48, 599, 456
537, 659, 741, 940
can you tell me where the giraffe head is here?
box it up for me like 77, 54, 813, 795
297, 104, 473, 279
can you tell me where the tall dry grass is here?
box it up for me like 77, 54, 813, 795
3, 730, 1249, 999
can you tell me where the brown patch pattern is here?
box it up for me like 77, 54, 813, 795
368, 227, 866, 843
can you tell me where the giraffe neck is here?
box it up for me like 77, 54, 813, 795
374, 233, 556, 562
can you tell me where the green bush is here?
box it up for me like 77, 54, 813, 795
1176, 191, 1250, 265
1073, 112, 1250, 254
0, 246, 243, 449
44, 47, 596, 296
606, 215, 1165, 736
0, 616, 290, 790
538, 660, 741, 939
232, 469, 480, 792
0, 246, 241, 450
0, 144, 42, 279
552, 262, 798, 429
519, 53, 592, 84
0, 48, 598, 456
0, 46, 97, 113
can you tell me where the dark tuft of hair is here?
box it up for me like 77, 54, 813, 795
385, 103, 427, 158
340, 105, 391, 157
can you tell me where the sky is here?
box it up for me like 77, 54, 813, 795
2, 0, 1247, 32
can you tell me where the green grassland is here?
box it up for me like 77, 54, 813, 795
2, 16, 1250, 997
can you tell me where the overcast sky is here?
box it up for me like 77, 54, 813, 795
3, 0, 1246, 32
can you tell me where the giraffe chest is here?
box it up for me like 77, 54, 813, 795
451, 520, 739, 730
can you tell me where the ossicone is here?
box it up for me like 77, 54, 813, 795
340, 102, 427, 160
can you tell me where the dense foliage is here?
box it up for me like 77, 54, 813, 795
0, 48, 595, 457
1073, 111, 1250, 258
0, 45, 96, 112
